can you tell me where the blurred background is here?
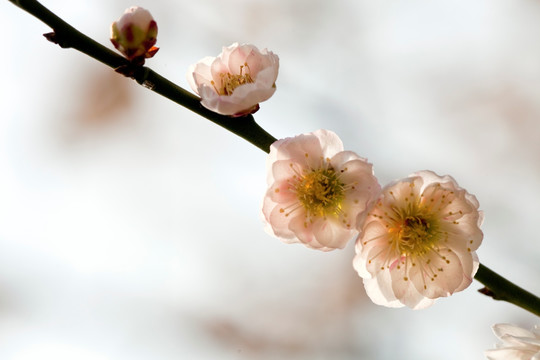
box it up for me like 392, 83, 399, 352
1, 0, 540, 359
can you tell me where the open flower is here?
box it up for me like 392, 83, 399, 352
110, 6, 158, 62
353, 170, 483, 309
187, 43, 279, 116
485, 323, 540, 360
262, 130, 380, 251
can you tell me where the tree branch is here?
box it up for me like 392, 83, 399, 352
475, 264, 540, 317
8, 0, 277, 153
8, 0, 540, 318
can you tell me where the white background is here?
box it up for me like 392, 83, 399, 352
1, 0, 539, 359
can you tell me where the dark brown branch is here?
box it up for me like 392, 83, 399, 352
8, 0, 277, 153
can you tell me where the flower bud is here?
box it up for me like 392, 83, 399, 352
110, 6, 158, 62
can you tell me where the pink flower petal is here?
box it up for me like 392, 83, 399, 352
409, 249, 464, 298
312, 218, 355, 250
486, 324, 540, 360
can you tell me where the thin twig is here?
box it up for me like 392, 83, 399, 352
7, 0, 277, 153
475, 264, 540, 317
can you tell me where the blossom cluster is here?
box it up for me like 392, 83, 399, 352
261, 130, 484, 309
108, 7, 486, 311
110, 8, 278, 116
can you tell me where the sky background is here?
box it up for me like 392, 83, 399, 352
1, 0, 540, 359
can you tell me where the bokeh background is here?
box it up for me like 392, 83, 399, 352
1, 0, 540, 359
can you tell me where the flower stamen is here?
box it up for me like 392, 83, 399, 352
214, 62, 254, 96
291, 165, 346, 218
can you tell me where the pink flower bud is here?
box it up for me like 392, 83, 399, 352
110, 6, 158, 62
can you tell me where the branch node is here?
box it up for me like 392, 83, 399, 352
478, 286, 499, 300
113, 63, 142, 78
43, 32, 71, 48
142, 80, 155, 90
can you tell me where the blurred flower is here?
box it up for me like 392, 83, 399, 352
485, 323, 540, 360
262, 129, 380, 251
353, 170, 483, 309
110, 6, 158, 62
187, 43, 279, 116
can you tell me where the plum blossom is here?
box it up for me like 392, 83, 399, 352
353, 170, 483, 309
485, 323, 540, 360
262, 130, 380, 251
187, 43, 279, 116
110, 6, 158, 62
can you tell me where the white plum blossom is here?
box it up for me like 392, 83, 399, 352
262, 130, 380, 251
187, 43, 279, 116
353, 170, 483, 309
485, 323, 540, 360
110, 6, 158, 61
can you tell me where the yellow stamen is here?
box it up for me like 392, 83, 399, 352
214, 62, 254, 96
293, 166, 345, 218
